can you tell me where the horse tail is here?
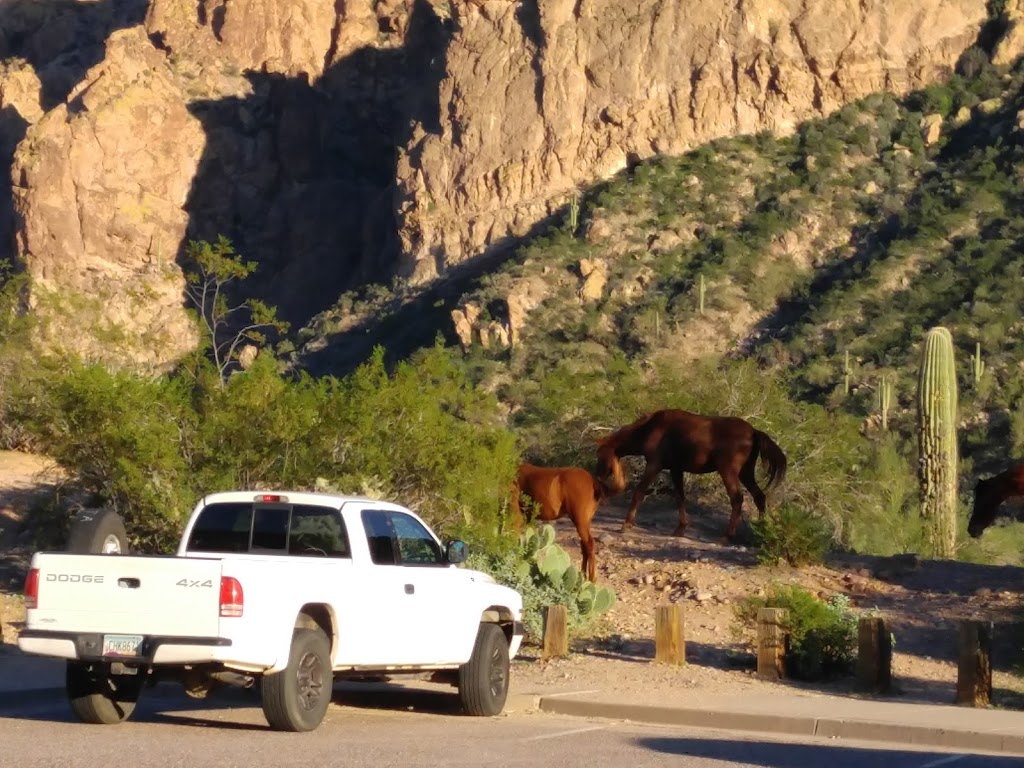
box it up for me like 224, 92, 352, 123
753, 430, 788, 494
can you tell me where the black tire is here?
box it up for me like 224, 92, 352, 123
458, 623, 509, 716
260, 627, 333, 732
66, 508, 129, 555
66, 662, 142, 725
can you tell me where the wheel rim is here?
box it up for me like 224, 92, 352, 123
101, 535, 122, 554
296, 651, 325, 711
488, 645, 507, 699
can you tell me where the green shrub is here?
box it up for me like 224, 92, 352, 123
751, 503, 833, 566
15, 340, 519, 553
735, 585, 858, 681
16, 361, 196, 550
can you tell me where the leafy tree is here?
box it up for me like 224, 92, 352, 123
182, 236, 288, 385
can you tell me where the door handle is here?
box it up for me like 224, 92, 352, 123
404, 583, 415, 594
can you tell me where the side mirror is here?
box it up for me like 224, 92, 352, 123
445, 540, 468, 564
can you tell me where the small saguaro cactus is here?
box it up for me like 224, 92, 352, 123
973, 341, 985, 386
843, 349, 852, 395
567, 194, 580, 236
698, 274, 706, 315
916, 326, 959, 558
877, 374, 893, 431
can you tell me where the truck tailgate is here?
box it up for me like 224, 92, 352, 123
30, 553, 224, 638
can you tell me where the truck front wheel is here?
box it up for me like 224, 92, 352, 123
260, 627, 333, 732
66, 662, 142, 725
458, 623, 509, 716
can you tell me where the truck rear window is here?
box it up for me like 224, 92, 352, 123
187, 502, 351, 558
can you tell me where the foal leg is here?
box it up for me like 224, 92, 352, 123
621, 461, 662, 532
669, 465, 688, 537
580, 532, 596, 583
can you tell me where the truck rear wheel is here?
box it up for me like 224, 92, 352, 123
458, 623, 509, 716
66, 508, 128, 555
66, 662, 142, 725
260, 627, 333, 732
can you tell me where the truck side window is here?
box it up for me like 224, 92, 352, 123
361, 509, 397, 565
391, 513, 443, 566
289, 505, 350, 558
187, 503, 252, 552
251, 505, 289, 552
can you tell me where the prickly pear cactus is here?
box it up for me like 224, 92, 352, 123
471, 523, 618, 639
916, 326, 959, 558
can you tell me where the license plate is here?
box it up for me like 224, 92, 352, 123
102, 634, 143, 658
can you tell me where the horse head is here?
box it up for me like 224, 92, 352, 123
968, 476, 999, 538
594, 437, 627, 494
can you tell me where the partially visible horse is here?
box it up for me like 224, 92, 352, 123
968, 463, 1024, 538
510, 464, 606, 582
594, 408, 788, 541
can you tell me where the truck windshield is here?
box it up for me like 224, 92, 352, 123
187, 502, 351, 557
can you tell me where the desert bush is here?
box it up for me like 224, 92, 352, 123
734, 585, 858, 681
751, 503, 833, 566
0, 260, 38, 450
16, 361, 196, 550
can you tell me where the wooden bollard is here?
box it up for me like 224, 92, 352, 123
541, 604, 568, 660
655, 605, 685, 665
857, 616, 893, 694
956, 619, 993, 707
756, 607, 788, 680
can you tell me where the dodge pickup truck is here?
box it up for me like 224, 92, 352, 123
18, 490, 525, 732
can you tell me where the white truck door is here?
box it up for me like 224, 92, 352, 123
338, 506, 421, 666
387, 510, 475, 665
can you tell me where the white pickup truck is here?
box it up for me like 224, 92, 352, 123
17, 490, 525, 732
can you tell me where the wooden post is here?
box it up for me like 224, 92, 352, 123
655, 605, 685, 665
857, 616, 893, 694
541, 604, 568, 660
756, 607, 788, 680
956, 619, 993, 707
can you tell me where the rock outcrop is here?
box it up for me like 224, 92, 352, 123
394, 0, 987, 281
12, 27, 203, 368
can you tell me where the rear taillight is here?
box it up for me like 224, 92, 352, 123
24, 568, 39, 610
219, 576, 243, 618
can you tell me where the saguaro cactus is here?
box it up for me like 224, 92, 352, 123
877, 374, 893, 431
916, 326, 959, 558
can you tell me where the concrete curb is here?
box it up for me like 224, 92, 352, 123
538, 697, 1024, 755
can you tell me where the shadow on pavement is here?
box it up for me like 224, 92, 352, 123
637, 735, 1024, 767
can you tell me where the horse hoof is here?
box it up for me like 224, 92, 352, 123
671, 526, 687, 538
718, 536, 733, 546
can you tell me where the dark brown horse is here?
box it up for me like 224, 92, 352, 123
594, 408, 787, 540
968, 463, 1024, 538
510, 464, 605, 582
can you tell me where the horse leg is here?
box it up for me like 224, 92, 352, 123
669, 464, 688, 537
621, 461, 661, 532
721, 470, 746, 543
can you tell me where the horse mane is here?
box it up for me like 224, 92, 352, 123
602, 410, 657, 447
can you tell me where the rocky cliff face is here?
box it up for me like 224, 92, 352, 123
0, 0, 995, 370
394, 0, 988, 279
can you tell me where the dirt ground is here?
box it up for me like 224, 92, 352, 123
2, 449, 1023, 708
